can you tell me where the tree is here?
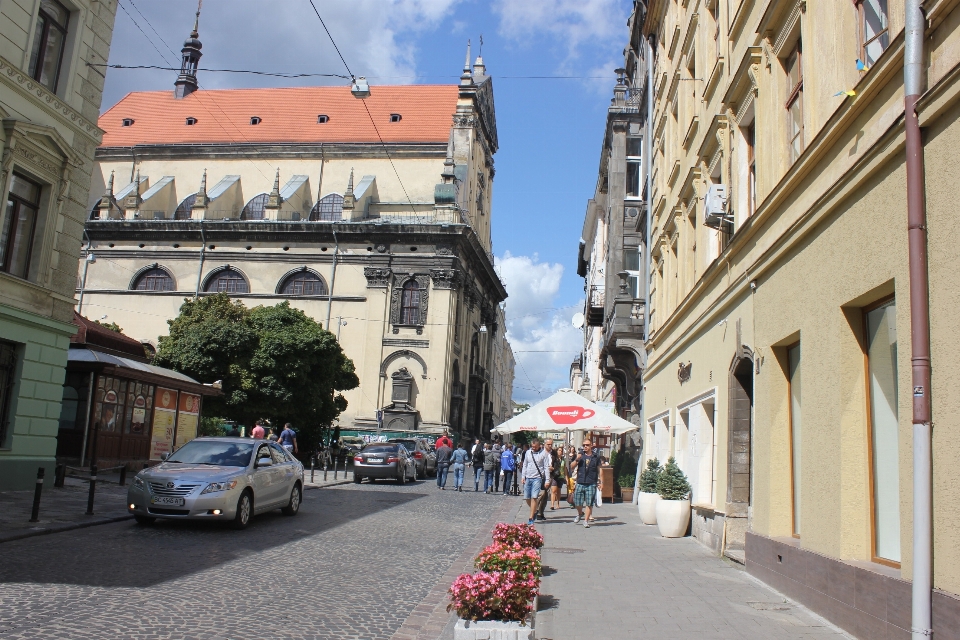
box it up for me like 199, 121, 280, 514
94, 319, 123, 333
655, 457, 691, 500
155, 294, 359, 453
639, 457, 662, 493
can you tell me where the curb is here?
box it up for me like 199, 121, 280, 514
303, 479, 354, 490
0, 514, 134, 544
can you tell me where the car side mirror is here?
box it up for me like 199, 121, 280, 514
160, 453, 169, 461
256, 457, 272, 467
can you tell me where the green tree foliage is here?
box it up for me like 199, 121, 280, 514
155, 294, 359, 453
639, 457, 662, 492
656, 456, 692, 500
94, 320, 123, 333
198, 416, 227, 437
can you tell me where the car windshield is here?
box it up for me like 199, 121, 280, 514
363, 445, 398, 454
166, 440, 255, 467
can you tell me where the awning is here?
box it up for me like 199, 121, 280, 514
67, 347, 219, 395
492, 389, 639, 435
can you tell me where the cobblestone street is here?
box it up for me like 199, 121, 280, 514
0, 481, 508, 640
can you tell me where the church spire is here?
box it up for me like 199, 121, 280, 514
460, 40, 474, 86
174, 0, 203, 99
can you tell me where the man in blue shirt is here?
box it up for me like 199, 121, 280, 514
500, 445, 516, 495
278, 423, 298, 455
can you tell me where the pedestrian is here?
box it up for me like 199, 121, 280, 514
500, 443, 515, 496
436, 431, 453, 451
472, 440, 486, 491
225, 423, 241, 437
492, 438, 503, 492
552, 445, 565, 509
521, 439, 550, 526
451, 442, 469, 491
536, 438, 560, 520
566, 445, 577, 506
267, 428, 279, 442
250, 423, 265, 439
436, 439, 453, 490
482, 442, 498, 493
537, 438, 560, 520
571, 438, 603, 528
470, 437, 481, 456
279, 423, 298, 455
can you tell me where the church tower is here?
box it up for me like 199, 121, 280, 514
174, 3, 203, 99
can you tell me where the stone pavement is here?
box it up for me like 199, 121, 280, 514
526, 501, 853, 640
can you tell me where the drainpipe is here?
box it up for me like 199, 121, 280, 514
905, 1, 932, 638
77, 230, 95, 316
195, 220, 206, 298
325, 230, 340, 330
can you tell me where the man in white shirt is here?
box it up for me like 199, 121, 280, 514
521, 438, 551, 526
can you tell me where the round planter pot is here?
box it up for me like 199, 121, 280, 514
637, 491, 660, 525
655, 498, 690, 538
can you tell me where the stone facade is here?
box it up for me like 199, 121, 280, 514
0, 0, 118, 489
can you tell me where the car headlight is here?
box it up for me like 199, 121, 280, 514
201, 479, 238, 494
133, 475, 145, 489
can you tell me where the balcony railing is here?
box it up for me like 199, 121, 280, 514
587, 285, 605, 326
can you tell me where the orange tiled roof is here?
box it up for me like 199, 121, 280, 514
98, 85, 458, 147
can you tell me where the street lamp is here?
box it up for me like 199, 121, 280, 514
351, 77, 370, 98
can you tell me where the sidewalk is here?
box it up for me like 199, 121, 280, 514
523, 502, 853, 640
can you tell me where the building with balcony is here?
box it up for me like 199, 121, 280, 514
639, 0, 960, 635
78, 28, 513, 443
0, 0, 118, 489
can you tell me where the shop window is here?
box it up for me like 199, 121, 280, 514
2, 173, 42, 280
28, 0, 70, 93
279, 270, 327, 296
133, 267, 175, 291
204, 268, 248, 294
858, 0, 889, 68
865, 298, 900, 564
787, 343, 802, 536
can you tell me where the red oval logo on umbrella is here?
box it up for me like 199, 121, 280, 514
547, 406, 596, 424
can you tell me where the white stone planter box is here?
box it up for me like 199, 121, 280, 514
453, 596, 537, 640
637, 491, 660, 525
656, 498, 691, 538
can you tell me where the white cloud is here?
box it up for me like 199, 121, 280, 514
492, 0, 628, 61
498, 252, 582, 403
103, 0, 461, 108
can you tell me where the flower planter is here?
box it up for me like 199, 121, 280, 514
453, 596, 537, 640
637, 491, 660, 525
619, 487, 634, 503
655, 498, 690, 537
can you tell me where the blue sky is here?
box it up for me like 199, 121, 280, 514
102, 0, 632, 403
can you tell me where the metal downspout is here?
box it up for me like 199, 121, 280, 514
905, 1, 933, 637
77, 229, 92, 316
195, 220, 206, 298
325, 230, 340, 331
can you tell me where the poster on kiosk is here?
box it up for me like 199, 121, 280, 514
150, 387, 178, 460
175, 392, 201, 449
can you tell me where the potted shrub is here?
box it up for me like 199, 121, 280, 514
618, 473, 636, 503
637, 458, 662, 525
655, 457, 692, 538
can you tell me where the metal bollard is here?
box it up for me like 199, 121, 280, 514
310, 456, 315, 483
29, 467, 45, 522
54, 463, 65, 488
333, 456, 339, 480
323, 456, 328, 481
118, 466, 127, 487
85, 465, 97, 515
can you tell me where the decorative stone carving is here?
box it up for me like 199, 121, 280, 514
363, 267, 392, 288
375, 244, 388, 253
430, 268, 461, 290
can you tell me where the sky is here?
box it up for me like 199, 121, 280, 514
101, 0, 633, 404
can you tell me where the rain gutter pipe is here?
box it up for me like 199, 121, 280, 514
905, 1, 933, 638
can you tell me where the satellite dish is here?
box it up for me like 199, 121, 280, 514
572, 312, 585, 329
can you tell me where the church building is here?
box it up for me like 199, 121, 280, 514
78, 19, 513, 439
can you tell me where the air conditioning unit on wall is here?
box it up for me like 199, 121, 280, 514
704, 184, 732, 230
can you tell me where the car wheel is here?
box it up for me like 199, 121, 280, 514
282, 484, 301, 516
134, 515, 155, 526
232, 491, 253, 530
353, 474, 362, 484
397, 468, 406, 484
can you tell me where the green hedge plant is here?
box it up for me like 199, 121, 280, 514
639, 458, 662, 493
618, 473, 636, 488
656, 457, 692, 501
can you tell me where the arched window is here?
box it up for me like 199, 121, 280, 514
310, 193, 344, 221
400, 280, 420, 325
133, 267, 175, 291
241, 193, 269, 220
204, 268, 248, 294
279, 271, 327, 296
174, 193, 196, 220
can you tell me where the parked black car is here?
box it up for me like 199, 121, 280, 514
388, 438, 436, 479
353, 443, 416, 484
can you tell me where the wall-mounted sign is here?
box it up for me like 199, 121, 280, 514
678, 362, 693, 384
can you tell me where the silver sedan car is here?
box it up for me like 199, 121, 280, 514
127, 437, 304, 529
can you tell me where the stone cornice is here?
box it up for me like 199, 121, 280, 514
94, 141, 447, 161
0, 55, 103, 144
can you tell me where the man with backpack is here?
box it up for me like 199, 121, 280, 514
571, 438, 603, 528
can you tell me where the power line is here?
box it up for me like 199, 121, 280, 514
306, 0, 354, 79
89, 63, 350, 80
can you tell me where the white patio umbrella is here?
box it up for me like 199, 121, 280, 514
492, 389, 639, 436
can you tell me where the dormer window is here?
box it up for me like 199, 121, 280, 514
122, 118, 135, 127
250, 116, 261, 125
185, 117, 197, 125
389, 113, 402, 123
317, 115, 329, 124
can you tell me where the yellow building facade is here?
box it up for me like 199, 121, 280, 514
640, 0, 960, 634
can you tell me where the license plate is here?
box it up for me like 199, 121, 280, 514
150, 496, 185, 506
367, 458, 383, 463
